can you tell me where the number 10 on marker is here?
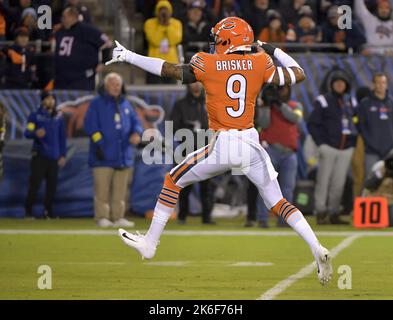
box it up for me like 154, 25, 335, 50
353, 197, 389, 228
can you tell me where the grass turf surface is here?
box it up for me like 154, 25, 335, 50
0, 216, 392, 300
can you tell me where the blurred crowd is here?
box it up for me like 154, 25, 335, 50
0, 0, 92, 41
138, 0, 393, 83
0, 0, 111, 90
1, 0, 393, 89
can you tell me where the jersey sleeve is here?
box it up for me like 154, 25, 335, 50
190, 52, 207, 82
86, 24, 108, 49
262, 53, 276, 83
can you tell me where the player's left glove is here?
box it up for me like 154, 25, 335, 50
257, 40, 277, 56
105, 40, 132, 66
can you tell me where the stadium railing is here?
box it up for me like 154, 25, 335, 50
0, 40, 52, 53
186, 41, 393, 55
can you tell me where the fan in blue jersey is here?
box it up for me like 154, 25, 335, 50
54, 6, 112, 91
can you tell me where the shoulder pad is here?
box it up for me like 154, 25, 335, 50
190, 52, 207, 73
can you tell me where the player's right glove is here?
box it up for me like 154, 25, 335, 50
257, 40, 277, 56
105, 41, 132, 66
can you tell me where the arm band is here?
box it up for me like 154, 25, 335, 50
182, 65, 197, 84
277, 67, 285, 86
287, 67, 296, 85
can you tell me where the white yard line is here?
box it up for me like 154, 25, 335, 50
143, 261, 275, 267
1, 261, 128, 265
257, 234, 361, 300
0, 229, 389, 297
61, 262, 127, 265
0, 229, 393, 236
1, 260, 274, 268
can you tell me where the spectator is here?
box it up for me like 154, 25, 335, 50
170, 81, 215, 225
28, 0, 62, 40
307, 69, 357, 225
257, 10, 287, 44
363, 148, 393, 226
244, 0, 274, 40
216, 0, 242, 20
354, 0, 393, 55
0, 0, 6, 41
5, 0, 31, 40
65, 0, 91, 24
3, 27, 36, 89
18, 7, 41, 40
0, 102, 5, 181
183, 1, 211, 61
246, 85, 303, 228
24, 91, 67, 218
357, 73, 393, 178
352, 86, 372, 196
315, 0, 351, 21
54, 6, 111, 90
144, 0, 182, 84
280, 0, 317, 26
293, 7, 322, 48
84, 73, 143, 228
321, 5, 366, 53
172, 0, 215, 25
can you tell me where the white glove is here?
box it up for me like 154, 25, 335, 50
105, 40, 134, 66
105, 40, 165, 76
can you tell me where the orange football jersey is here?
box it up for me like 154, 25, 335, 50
190, 51, 276, 130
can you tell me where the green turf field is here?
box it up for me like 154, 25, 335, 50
0, 216, 392, 300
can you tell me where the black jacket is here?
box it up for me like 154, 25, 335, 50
321, 20, 366, 53
4, 44, 35, 89
55, 22, 107, 89
183, 20, 211, 53
170, 91, 209, 161
307, 92, 357, 149
358, 93, 393, 157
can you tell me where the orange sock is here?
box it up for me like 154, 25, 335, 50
271, 198, 298, 222
157, 173, 181, 209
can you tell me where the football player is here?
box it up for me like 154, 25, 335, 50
107, 17, 332, 285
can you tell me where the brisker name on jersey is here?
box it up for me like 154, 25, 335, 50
216, 60, 253, 71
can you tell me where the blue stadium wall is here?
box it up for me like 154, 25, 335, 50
0, 139, 169, 218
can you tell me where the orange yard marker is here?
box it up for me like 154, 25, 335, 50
353, 197, 389, 228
